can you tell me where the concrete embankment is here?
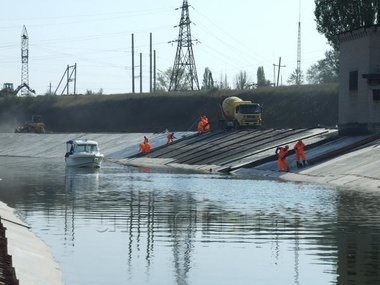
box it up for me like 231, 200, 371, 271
0, 202, 64, 285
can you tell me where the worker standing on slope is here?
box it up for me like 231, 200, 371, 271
275, 145, 289, 172
167, 132, 176, 144
294, 140, 307, 168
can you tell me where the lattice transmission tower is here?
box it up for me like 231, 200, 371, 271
295, 4, 302, 85
21, 25, 30, 96
169, 0, 199, 91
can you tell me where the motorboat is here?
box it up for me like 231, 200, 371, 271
65, 139, 104, 168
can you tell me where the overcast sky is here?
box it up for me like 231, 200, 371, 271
0, 0, 331, 95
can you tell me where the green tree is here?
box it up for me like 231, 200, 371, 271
202, 67, 215, 90
306, 50, 339, 84
257, 66, 271, 87
287, 69, 304, 85
315, 0, 380, 49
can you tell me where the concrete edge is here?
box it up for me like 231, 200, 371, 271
0, 202, 65, 285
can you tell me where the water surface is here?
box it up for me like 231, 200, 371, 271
0, 157, 379, 285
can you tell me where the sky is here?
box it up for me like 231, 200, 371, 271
0, 0, 332, 95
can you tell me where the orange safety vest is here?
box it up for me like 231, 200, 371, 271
277, 147, 288, 159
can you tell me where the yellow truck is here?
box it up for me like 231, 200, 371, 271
219, 96, 262, 129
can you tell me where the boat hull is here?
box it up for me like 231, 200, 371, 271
65, 153, 104, 168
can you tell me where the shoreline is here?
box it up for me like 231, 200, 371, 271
0, 202, 65, 285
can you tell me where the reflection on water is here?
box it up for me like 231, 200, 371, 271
0, 157, 380, 285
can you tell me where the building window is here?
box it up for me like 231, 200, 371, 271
373, 89, 380, 101
349, 70, 358, 91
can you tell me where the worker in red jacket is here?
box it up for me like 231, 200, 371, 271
294, 140, 307, 168
275, 145, 289, 172
167, 132, 176, 144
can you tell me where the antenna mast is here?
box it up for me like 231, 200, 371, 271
168, 0, 200, 91
296, 2, 302, 85
20, 25, 31, 96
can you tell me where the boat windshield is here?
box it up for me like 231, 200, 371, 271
237, 104, 261, 114
76, 144, 99, 153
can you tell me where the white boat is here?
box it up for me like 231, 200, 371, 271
65, 139, 104, 168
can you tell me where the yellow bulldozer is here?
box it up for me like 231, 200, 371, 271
15, 115, 45, 133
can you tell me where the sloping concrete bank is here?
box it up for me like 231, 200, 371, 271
0, 202, 64, 285
234, 139, 380, 191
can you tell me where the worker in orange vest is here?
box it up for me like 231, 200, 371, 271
197, 115, 210, 133
202, 116, 210, 131
167, 132, 176, 144
197, 117, 205, 133
144, 141, 151, 153
275, 145, 289, 172
139, 142, 151, 153
294, 140, 307, 168
139, 136, 151, 153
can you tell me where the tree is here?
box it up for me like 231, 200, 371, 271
219, 73, 230, 90
257, 66, 271, 87
315, 0, 380, 49
306, 50, 339, 84
287, 69, 304, 85
202, 67, 215, 90
156, 68, 194, 91
235, 70, 249, 90
156, 68, 172, 91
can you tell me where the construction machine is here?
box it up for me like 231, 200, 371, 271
219, 96, 262, 129
0, 83, 35, 97
15, 115, 45, 133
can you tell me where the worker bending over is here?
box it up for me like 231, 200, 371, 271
167, 132, 176, 144
197, 115, 210, 133
293, 140, 307, 168
139, 136, 151, 153
275, 145, 289, 172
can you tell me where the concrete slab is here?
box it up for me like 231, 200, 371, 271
0, 202, 64, 285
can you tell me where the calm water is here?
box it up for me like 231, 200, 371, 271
0, 157, 380, 285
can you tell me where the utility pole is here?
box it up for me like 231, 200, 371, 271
274, 57, 286, 86
153, 50, 156, 92
140, 53, 142, 93
131, 34, 135, 93
168, 0, 200, 91
54, 64, 77, 95
150, 33, 152, 93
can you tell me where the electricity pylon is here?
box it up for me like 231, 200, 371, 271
296, 2, 302, 85
168, 0, 200, 91
20, 25, 31, 96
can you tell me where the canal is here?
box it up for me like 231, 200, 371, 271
0, 157, 379, 285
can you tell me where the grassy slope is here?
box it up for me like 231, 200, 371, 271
0, 84, 338, 133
